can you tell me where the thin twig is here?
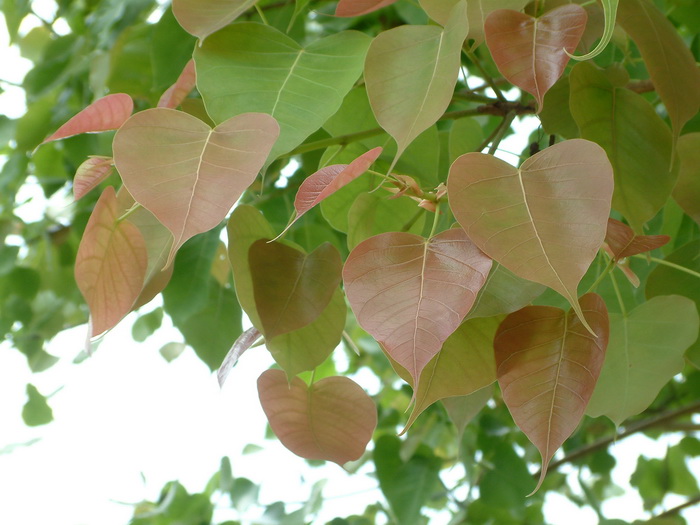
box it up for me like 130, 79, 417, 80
649, 494, 700, 521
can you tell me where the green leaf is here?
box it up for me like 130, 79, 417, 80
132, 307, 164, 342
172, 0, 258, 40
448, 117, 484, 164
346, 193, 425, 250
673, 132, 700, 226
567, 0, 618, 61
441, 386, 491, 437
22, 384, 53, 427
468, 263, 545, 319
159, 342, 187, 362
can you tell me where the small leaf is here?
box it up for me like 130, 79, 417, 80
73, 156, 113, 201
567, 0, 618, 61
172, 0, 257, 40
75, 186, 148, 337
495, 293, 609, 494
113, 109, 279, 267
218, 327, 262, 387
160, 342, 187, 362
158, 59, 196, 109
448, 139, 613, 332
468, 263, 545, 319
257, 369, 377, 465
249, 240, 342, 339
442, 386, 492, 437
673, 133, 700, 226
484, 5, 587, 111
343, 229, 492, 385
22, 384, 53, 427
42, 93, 133, 144
335, 0, 398, 16
604, 218, 669, 259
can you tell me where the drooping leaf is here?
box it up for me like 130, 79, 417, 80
604, 218, 670, 259
218, 327, 262, 387
569, 62, 676, 232
172, 0, 257, 40
195, 23, 370, 160
42, 93, 133, 144
494, 293, 609, 494
587, 296, 699, 426
567, 0, 618, 61
484, 5, 587, 111
343, 229, 492, 385
75, 186, 148, 337
617, 0, 700, 145
468, 263, 546, 319
335, 0, 398, 17
73, 156, 113, 201
673, 133, 700, 226
442, 386, 492, 437
158, 59, 196, 109
364, 1, 468, 170
448, 139, 613, 332
113, 109, 279, 267
257, 369, 377, 465
249, 240, 342, 339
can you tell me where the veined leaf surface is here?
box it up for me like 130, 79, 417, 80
172, 0, 257, 40
158, 59, 196, 109
73, 156, 113, 201
604, 218, 669, 259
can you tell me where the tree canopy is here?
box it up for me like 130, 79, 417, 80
3, 0, 700, 523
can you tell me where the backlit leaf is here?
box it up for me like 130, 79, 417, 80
335, 0, 398, 16
218, 327, 262, 387
567, 0, 618, 61
75, 186, 148, 337
249, 240, 342, 339
158, 59, 196, 109
22, 384, 53, 427
448, 139, 613, 332
442, 386, 491, 437
42, 93, 132, 144
484, 5, 587, 111
343, 229, 492, 385
365, 1, 468, 169
673, 133, 700, 226
113, 109, 279, 267
495, 293, 609, 494
73, 156, 113, 201
257, 369, 377, 465
468, 263, 546, 319
172, 0, 257, 40
604, 218, 669, 259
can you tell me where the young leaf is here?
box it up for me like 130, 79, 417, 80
157, 59, 196, 109
42, 93, 133, 144
364, 1, 468, 170
172, 0, 257, 41
484, 5, 587, 111
343, 229, 492, 385
218, 327, 262, 387
495, 293, 609, 494
604, 218, 669, 259
448, 139, 613, 332
257, 369, 377, 465
335, 0, 398, 16
673, 133, 700, 226
73, 156, 113, 201
113, 109, 279, 267
249, 240, 342, 340
567, 0, 618, 61
75, 186, 148, 337
587, 296, 699, 427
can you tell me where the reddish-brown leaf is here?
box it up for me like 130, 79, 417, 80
335, 0, 398, 17
494, 293, 609, 494
158, 59, 196, 109
484, 5, 587, 111
43, 93, 133, 144
343, 229, 492, 385
73, 156, 114, 201
605, 218, 669, 259
257, 369, 377, 465
218, 327, 262, 387
172, 0, 257, 40
75, 186, 148, 337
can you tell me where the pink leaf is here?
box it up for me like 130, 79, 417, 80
343, 229, 492, 385
173, 0, 257, 40
335, 0, 398, 17
218, 327, 262, 387
258, 369, 377, 465
75, 186, 148, 337
43, 94, 133, 144
605, 218, 670, 259
158, 59, 197, 109
73, 156, 114, 201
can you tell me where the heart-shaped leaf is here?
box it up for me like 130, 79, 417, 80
448, 139, 613, 332
218, 327, 262, 387
158, 59, 196, 109
73, 156, 113, 201
495, 293, 609, 494
113, 109, 279, 267
172, 0, 257, 40
249, 240, 342, 340
605, 218, 670, 259
42, 93, 133, 144
75, 186, 148, 337
485, 5, 587, 111
365, 1, 468, 170
257, 369, 377, 465
587, 296, 699, 426
343, 229, 492, 385
673, 133, 700, 226
335, 0, 398, 16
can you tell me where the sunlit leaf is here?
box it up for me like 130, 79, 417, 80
567, 0, 618, 61
495, 293, 609, 494
158, 59, 196, 109
604, 218, 669, 259
343, 229, 492, 385
258, 369, 377, 465
75, 186, 148, 337
249, 240, 342, 339
335, 0, 398, 16
172, 0, 257, 40
468, 263, 546, 319
673, 133, 700, 226
73, 156, 113, 201
484, 5, 587, 111
113, 109, 279, 267
42, 93, 132, 144
364, 1, 468, 170
218, 327, 262, 387
448, 139, 613, 332
587, 296, 699, 426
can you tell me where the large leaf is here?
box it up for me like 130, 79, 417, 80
364, 1, 468, 169
448, 139, 613, 332
495, 293, 609, 494
257, 369, 377, 465
195, 23, 370, 160
249, 240, 342, 339
172, 0, 257, 40
673, 133, 700, 226
113, 109, 279, 267
75, 186, 148, 337
587, 296, 698, 427
484, 5, 587, 111
73, 156, 113, 201
604, 218, 669, 259
468, 263, 545, 319
343, 229, 492, 385
335, 0, 398, 16
617, 0, 700, 144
